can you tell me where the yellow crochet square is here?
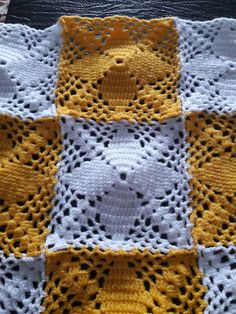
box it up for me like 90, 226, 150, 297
0, 116, 61, 257
56, 16, 181, 123
186, 112, 236, 247
43, 248, 207, 313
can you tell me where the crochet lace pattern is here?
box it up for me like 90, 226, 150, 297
0, 16, 235, 314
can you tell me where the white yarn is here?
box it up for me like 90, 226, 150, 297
0, 23, 61, 119
46, 116, 193, 252
0, 18, 235, 313
0, 254, 45, 314
198, 245, 236, 314
176, 18, 236, 114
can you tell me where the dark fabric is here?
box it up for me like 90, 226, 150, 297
5, 0, 236, 29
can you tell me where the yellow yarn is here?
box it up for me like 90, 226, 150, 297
0, 116, 61, 257
186, 112, 236, 247
55, 16, 181, 123
43, 248, 207, 313
1, 15, 236, 314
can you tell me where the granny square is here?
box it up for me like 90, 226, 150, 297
46, 115, 193, 252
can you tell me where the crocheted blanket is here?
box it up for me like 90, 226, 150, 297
0, 16, 235, 313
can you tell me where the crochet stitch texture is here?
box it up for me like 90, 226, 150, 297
0, 16, 235, 314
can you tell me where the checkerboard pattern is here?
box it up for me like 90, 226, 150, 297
0, 16, 235, 313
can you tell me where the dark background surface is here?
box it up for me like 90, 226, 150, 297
5, 0, 236, 29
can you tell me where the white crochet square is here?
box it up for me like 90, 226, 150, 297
0, 23, 61, 119
0, 254, 45, 314
198, 245, 236, 314
176, 18, 236, 114
46, 116, 193, 252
